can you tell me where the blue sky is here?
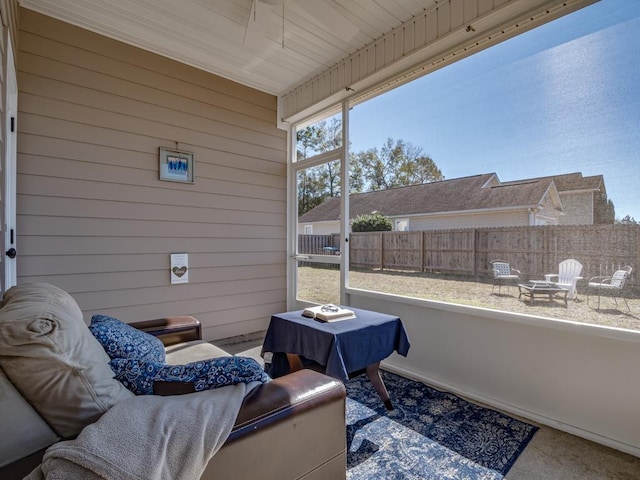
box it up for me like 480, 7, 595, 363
349, 0, 640, 221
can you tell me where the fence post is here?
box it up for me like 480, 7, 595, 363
473, 228, 478, 276
380, 231, 384, 271
421, 231, 425, 272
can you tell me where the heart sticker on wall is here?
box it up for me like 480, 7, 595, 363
172, 266, 187, 277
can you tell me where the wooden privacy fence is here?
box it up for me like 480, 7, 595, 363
300, 225, 640, 289
298, 233, 340, 255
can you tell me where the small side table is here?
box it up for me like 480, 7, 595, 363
262, 307, 410, 410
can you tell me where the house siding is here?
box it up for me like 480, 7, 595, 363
532, 192, 562, 225
558, 191, 593, 225
16, 9, 287, 340
299, 211, 533, 234
398, 210, 530, 230
298, 221, 339, 236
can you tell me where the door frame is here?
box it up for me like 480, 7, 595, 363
2, 33, 17, 291
287, 103, 350, 310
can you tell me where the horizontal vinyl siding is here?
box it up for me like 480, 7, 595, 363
17, 9, 287, 339
558, 192, 593, 225
297, 221, 340, 236
409, 210, 529, 230
302, 212, 531, 233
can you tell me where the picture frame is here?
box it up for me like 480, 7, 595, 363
159, 148, 194, 183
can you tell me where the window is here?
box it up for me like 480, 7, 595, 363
293, 113, 344, 306
295, 113, 342, 162
394, 219, 409, 232
299, 0, 640, 332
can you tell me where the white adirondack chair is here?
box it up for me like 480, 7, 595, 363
545, 259, 583, 300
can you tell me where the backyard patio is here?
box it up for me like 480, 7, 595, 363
298, 266, 640, 332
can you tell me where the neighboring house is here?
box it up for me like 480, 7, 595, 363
520, 173, 607, 225
298, 172, 605, 234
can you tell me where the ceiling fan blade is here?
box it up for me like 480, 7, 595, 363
297, 0, 358, 43
244, 0, 272, 47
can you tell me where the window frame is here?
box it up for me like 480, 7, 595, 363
287, 104, 350, 310
286, 2, 639, 339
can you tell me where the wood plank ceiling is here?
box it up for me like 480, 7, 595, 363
18, 0, 437, 97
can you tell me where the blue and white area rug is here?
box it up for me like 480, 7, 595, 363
345, 371, 538, 479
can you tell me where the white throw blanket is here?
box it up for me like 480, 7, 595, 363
26, 382, 257, 480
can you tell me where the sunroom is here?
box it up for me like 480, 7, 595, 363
1, 0, 639, 477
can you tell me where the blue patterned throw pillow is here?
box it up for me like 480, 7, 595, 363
89, 314, 166, 364
110, 356, 270, 395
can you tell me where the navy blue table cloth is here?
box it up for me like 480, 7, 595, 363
262, 307, 410, 382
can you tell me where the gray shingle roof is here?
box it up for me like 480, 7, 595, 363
505, 172, 604, 193
298, 172, 591, 222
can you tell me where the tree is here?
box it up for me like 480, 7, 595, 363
297, 168, 326, 215
616, 214, 638, 225
398, 147, 443, 185
353, 138, 443, 192
295, 120, 444, 213
296, 117, 342, 160
593, 191, 615, 224
296, 124, 323, 161
351, 148, 385, 191
352, 212, 393, 232
296, 118, 343, 215
348, 157, 366, 193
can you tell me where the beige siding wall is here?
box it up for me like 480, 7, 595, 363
409, 210, 529, 230
16, 10, 287, 340
297, 221, 339, 236
302, 211, 532, 234
558, 192, 593, 225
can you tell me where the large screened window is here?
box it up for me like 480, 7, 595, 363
297, 0, 640, 332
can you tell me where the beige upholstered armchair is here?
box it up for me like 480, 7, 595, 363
0, 283, 347, 479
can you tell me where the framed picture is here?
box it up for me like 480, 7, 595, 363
159, 148, 194, 183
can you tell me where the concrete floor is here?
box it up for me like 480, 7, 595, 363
506, 425, 640, 480
218, 336, 640, 480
